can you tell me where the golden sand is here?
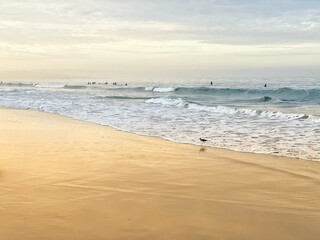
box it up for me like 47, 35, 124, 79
0, 108, 319, 239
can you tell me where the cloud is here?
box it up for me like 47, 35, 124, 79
1, 0, 320, 45
0, 0, 319, 78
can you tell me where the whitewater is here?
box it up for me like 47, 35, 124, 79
0, 78, 319, 161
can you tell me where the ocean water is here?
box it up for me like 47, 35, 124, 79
0, 78, 319, 161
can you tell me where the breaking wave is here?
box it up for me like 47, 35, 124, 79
146, 97, 319, 122
145, 87, 176, 92
143, 86, 320, 102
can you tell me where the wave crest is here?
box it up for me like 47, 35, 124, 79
146, 97, 319, 122
144, 87, 176, 93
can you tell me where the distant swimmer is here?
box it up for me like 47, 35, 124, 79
199, 138, 208, 143
264, 84, 267, 87
210, 81, 213, 85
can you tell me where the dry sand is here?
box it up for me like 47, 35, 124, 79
0, 108, 319, 240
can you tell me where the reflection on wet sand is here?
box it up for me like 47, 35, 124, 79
0, 109, 319, 240
199, 147, 206, 153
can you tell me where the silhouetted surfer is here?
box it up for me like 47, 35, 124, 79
210, 81, 213, 85
264, 84, 267, 87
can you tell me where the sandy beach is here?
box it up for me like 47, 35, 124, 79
0, 108, 319, 240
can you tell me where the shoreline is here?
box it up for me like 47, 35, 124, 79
1, 106, 318, 163
1, 108, 319, 239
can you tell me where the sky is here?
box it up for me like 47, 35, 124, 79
0, 0, 320, 80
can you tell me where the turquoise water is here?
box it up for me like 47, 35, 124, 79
0, 77, 319, 161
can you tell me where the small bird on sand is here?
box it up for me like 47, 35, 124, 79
199, 138, 208, 142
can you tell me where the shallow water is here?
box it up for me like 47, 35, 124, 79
0, 77, 319, 161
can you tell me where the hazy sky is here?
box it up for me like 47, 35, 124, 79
1, 0, 320, 80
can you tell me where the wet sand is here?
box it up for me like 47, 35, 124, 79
0, 108, 319, 240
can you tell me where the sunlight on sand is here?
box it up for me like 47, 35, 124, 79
0, 109, 319, 240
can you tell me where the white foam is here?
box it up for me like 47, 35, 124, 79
146, 98, 315, 122
146, 97, 185, 107
35, 84, 66, 89
188, 104, 237, 114
144, 86, 155, 91
1, 84, 319, 161
258, 110, 305, 120
152, 87, 176, 93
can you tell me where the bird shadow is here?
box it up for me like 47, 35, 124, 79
199, 147, 206, 153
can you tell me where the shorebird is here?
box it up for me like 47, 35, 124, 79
199, 138, 208, 142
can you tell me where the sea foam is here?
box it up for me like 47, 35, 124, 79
0, 81, 319, 161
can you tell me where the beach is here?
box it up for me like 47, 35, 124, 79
0, 108, 319, 239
